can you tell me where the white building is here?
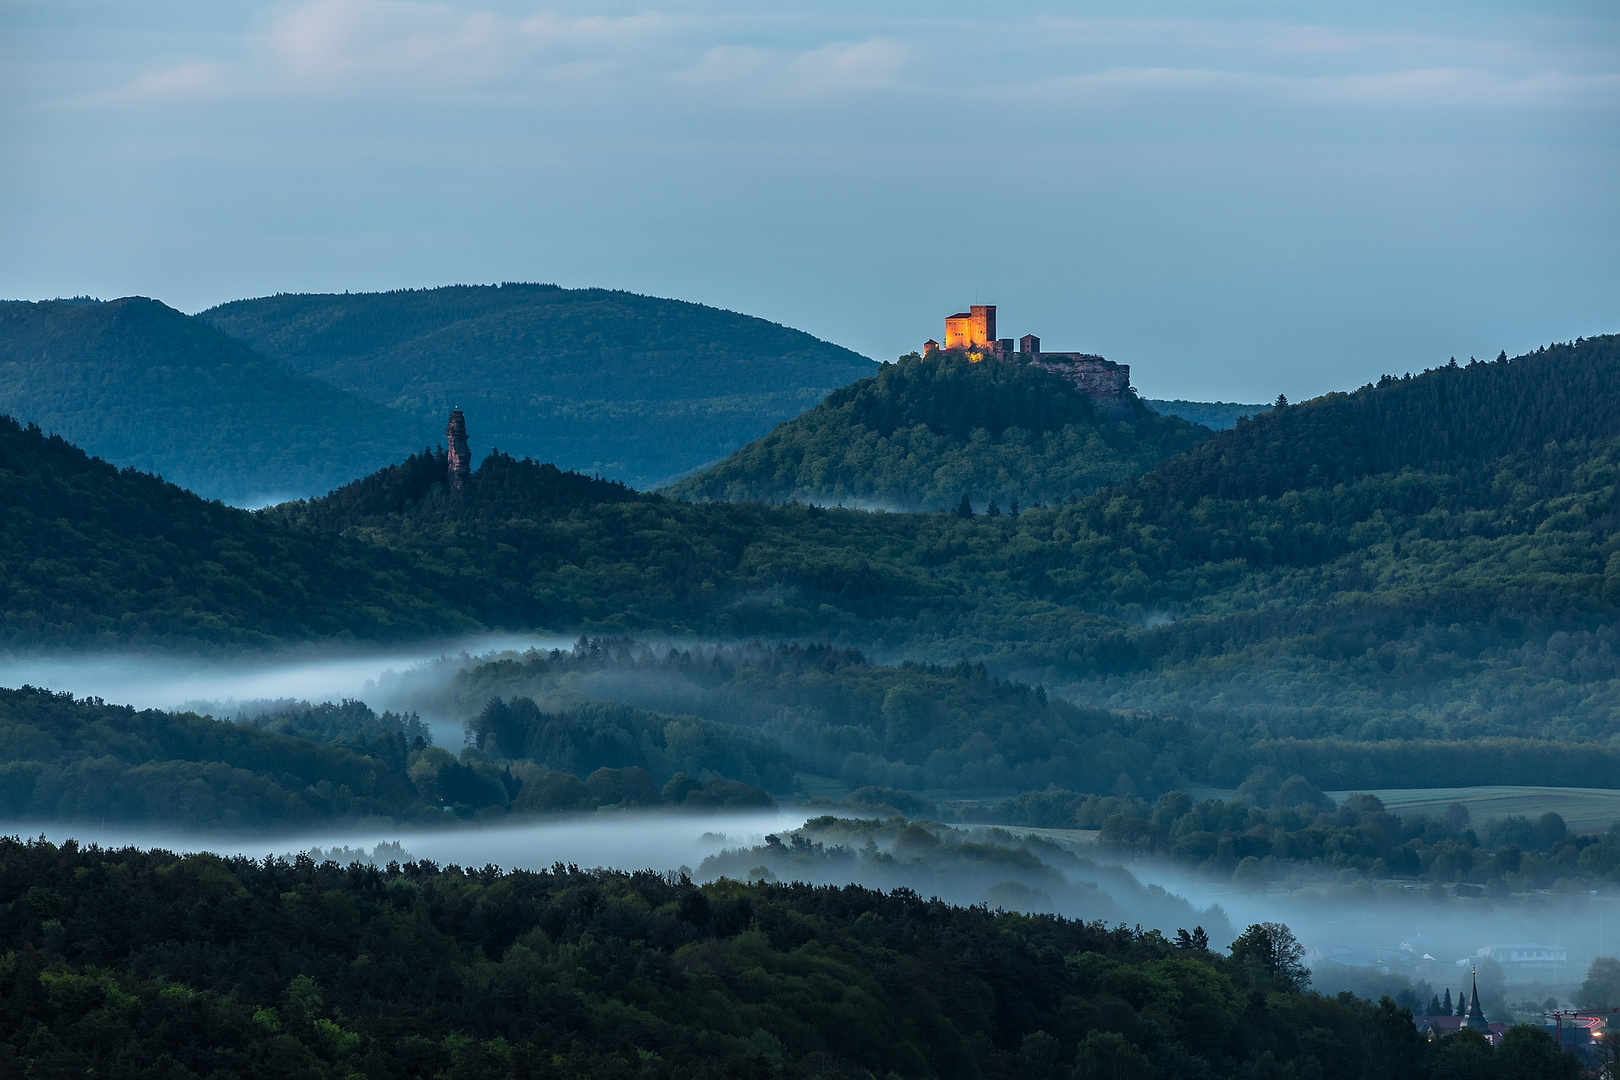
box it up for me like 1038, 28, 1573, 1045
1456, 944, 1568, 977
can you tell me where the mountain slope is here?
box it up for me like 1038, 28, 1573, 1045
1015, 335, 1620, 735
199, 283, 878, 489
0, 298, 434, 504
1144, 341, 1620, 504
0, 414, 470, 648
666, 353, 1210, 510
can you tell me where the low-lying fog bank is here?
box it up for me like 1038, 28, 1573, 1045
1120, 857, 1614, 1011
7, 639, 1615, 1017
0, 635, 572, 745
14, 811, 1224, 938
12, 810, 803, 881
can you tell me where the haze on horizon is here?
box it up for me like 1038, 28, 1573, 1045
1, 0, 1616, 403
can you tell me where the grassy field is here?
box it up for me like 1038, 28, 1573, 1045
1326, 786, 1620, 834
1186, 785, 1620, 833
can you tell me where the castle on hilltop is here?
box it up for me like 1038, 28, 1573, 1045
922, 304, 1134, 421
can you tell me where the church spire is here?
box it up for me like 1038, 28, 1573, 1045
1464, 968, 1489, 1032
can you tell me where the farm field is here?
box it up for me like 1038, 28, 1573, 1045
1328, 786, 1620, 834
1181, 786, 1620, 834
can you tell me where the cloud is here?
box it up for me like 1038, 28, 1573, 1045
101, 62, 234, 103
1011, 64, 1620, 112
673, 38, 911, 103
67, 2, 1620, 116
265, 0, 680, 95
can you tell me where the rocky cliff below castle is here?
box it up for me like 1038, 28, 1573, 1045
1026, 353, 1133, 421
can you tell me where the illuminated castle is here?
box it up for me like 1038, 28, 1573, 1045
923, 304, 1134, 420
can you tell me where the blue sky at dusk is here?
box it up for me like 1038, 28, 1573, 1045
1, 0, 1615, 401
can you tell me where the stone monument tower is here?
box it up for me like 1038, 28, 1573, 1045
446, 408, 471, 489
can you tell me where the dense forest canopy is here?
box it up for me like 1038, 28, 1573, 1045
0, 836, 1582, 1078
0, 298, 432, 504
667, 353, 1210, 510
198, 284, 878, 489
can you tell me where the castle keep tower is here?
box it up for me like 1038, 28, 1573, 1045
446, 408, 471, 489
944, 305, 996, 351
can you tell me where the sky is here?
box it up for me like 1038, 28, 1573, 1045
1, 0, 1616, 402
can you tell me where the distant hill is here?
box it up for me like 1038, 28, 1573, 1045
0, 298, 434, 504
199, 284, 878, 490
666, 353, 1210, 510
0, 413, 469, 648
1144, 398, 1270, 430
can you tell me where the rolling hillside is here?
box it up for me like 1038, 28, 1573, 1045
0, 413, 469, 648
199, 283, 878, 489
666, 353, 1210, 510
0, 298, 433, 504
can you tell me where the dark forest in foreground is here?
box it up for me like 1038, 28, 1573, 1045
0, 837, 1580, 1079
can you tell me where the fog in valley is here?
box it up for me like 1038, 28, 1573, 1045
0, 635, 572, 747
6, 637, 1618, 1016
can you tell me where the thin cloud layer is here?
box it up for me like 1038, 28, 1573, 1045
71, 2, 1618, 113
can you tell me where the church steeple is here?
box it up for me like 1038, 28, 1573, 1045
1464, 968, 1489, 1032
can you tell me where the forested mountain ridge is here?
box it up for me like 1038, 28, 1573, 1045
281, 446, 646, 533
271, 449, 958, 638
0, 297, 432, 504
1143, 336, 1620, 503
0, 414, 469, 647
199, 283, 878, 489
667, 353, 1209, 510
13, 336, 1620, 779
